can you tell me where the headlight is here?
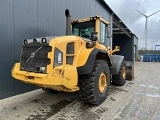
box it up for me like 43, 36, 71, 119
40, 67, 46, 72
36, 66, 47, 73
54, 48, 63, 67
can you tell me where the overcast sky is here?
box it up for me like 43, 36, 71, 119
105, 0, 160, 49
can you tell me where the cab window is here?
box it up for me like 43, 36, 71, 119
72, 21, 95, 39
100, 21, 107, 44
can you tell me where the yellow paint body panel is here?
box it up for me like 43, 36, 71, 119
76, 48, 94, 66
12, 36, 94, 92
12, 16, 117, 93
12, 63, 79, 92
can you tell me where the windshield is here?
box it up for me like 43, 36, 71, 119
72, 21, 95, 39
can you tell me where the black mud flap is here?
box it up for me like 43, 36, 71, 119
126, 61, 134, 80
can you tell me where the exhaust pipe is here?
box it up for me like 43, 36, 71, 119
65, 9, 72, 35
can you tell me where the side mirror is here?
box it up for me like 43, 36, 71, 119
91, 32, 98, 41
107, 26, 112, 38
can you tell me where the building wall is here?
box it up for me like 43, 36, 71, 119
113, 34, 134, 61
0, 0, 112, 99
112, 34, 138, 61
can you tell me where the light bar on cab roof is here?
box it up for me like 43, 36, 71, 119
72, 20, 78, 23
90, 16, 100, 20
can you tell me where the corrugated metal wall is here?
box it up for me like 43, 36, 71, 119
0, 0, 112, 99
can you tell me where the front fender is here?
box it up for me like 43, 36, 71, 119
77, 48, 111, 75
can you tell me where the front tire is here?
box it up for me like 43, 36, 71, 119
112, 59, 126, 86
79, 60, 110, 105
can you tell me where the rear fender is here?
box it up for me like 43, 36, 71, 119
110, 55, 124, 75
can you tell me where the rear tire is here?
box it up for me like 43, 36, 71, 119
112, 59, 126, 86
79, 60, 110, 105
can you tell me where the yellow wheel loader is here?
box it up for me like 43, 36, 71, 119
12, 9, 132, 105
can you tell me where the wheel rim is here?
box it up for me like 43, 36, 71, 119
122, 67, 126, 79
98, 72, 107, 93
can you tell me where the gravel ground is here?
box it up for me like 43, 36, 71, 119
0, 62, 160, 120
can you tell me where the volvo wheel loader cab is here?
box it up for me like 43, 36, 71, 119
71, 16, 127, 85
12, 9, 128, 105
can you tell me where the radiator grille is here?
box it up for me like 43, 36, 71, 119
20, 42, 52, 73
